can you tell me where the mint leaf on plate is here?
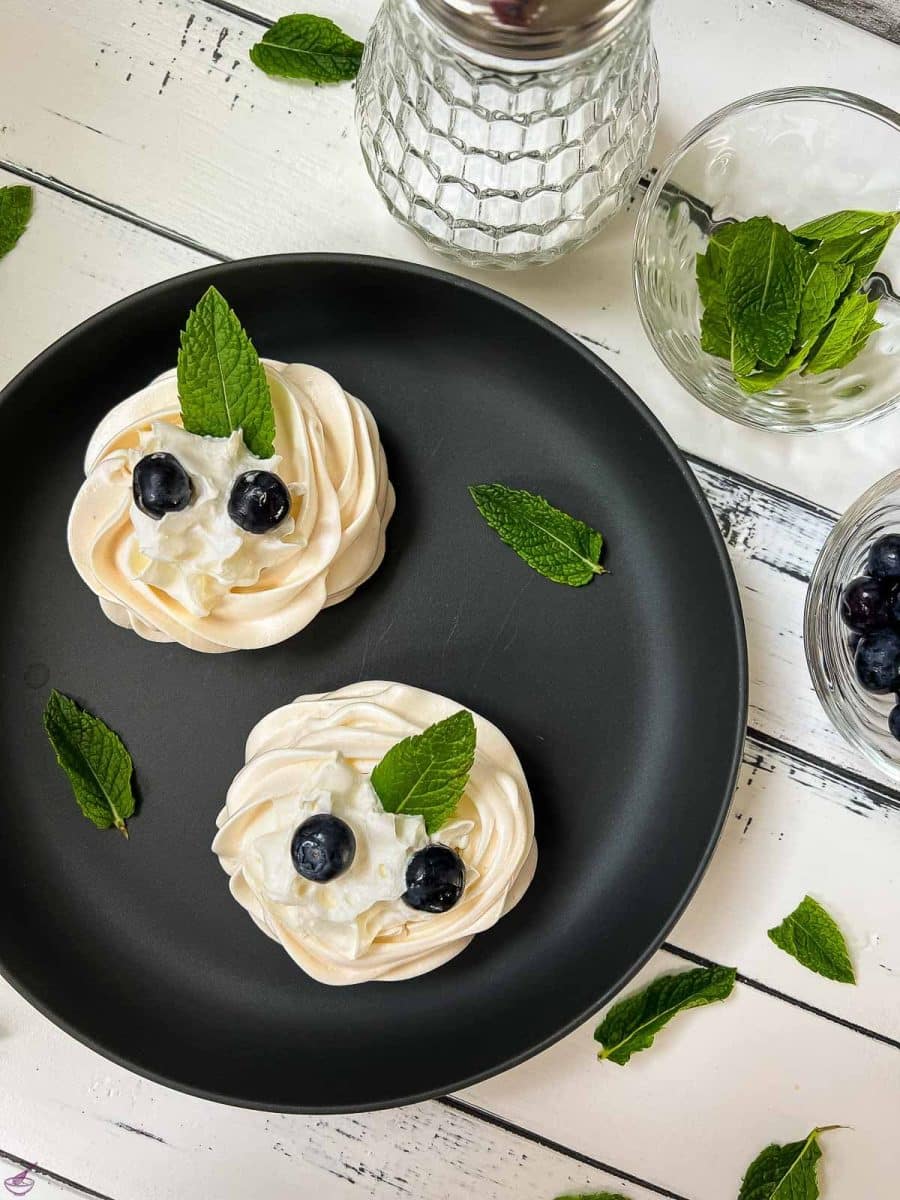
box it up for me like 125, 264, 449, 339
724, 216, 806, 366
469, 483, 605, 587
738, 1127, 839, 1200
767, 895, 855, 983
371, 710, 476, 836
0, 185, 33, 259
43, 690, 136, 838
176, 286, 275, 458
594, 964, 736, 1065
250, 14, 364, 83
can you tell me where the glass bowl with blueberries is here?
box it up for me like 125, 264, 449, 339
805, 471, 900, 780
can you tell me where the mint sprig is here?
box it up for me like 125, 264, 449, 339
0, 185, 33, 260
767, 895, 855, 984
249, 14, 363, 83
594, 965, 736, 1065
371, 710, 476, 836
469, 484, 606, 587
43, 690, 136, 838
696, 206, 898, 392
738, 1127, 840, 1200
176, 286, 275, 458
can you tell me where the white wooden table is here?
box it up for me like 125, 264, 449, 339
1, 1, 899, 1196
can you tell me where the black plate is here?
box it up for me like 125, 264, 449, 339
0, 256, 746, 1112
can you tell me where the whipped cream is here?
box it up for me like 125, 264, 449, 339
213, 682, 538, 985
68, 362, 394, 652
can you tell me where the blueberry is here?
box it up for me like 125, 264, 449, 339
867, 534, 900, 582
855, 628, 900, 694
228, 470, 291, 533
840, 576, 889, 634
890, 704, 900, 742
132, 452, 192, 519
290, 814, 356, 883
403, 845, 465, 913
887, 585, 900, 627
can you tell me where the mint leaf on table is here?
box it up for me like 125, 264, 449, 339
767, 895, 855, 984
43, 690, 136, 838
469, 484, 605, 587
176, 286, 275, 458
0, 185, 33, 259
738, 1127, 840, 1200
724, 216, 806, 366
804, 292, 880, 376
593, 965, 736, 1065
371, 710, 475, 836
249, 14, 364, 83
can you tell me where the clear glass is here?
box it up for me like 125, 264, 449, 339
806, 471, 900, 783
633, 88, 900, 432
355, 0, 659, 269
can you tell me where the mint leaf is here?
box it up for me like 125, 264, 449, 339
469, 484, 605, 587
793, 209, 900, 242
371, 710, 475, 836
0, 185, 33, 259
725, 217, 805, 366
249, 14, 363, 83
700, 295, 732, 359
176, 286, 275, 457
594, 965, 736, 1065
43, 690, 136, 838
796, 261, 852, 346
767, 895, 855, 984
731, 328, 757, 377
738, 1128, 840, 1200
803, 292, 876, 376
736, 342, 811, 395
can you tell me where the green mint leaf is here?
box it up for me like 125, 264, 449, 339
249, 14, 363, 83
0, 185, 33, 259
738, 1127, 841, 1200
43, 690, 136, 838
731, 328, 757, 377
803, 292, 875, 376
594, 965, 736, 1065
724, 217, 805, 366
371, 710, 475, 836
736, 341, 811, 395
796, 261, 852, 346
767, 895, 855, 984
176, 286, 275, 457
704, 221, 742, 278
695, 250, 720, 308
469, 483, 605, 587
700, 295, 732, 359
793, 208, 900, 242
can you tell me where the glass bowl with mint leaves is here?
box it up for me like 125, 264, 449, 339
806, 470, 900, 782
633, 87, 900, 432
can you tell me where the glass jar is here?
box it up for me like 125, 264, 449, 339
355, 0, 659, 269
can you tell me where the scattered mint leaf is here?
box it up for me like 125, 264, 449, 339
793, 209, 900, 242
724, 216, 806, 366
767, 895, 855, 984
43, 690, 136, 838
249, 14, 364, 83
796, 261, 852, 346
0, 185, 33, 259
803, 292, 877, 376
371, 710, 475, 836
594, 965, 736, 1065
469, 483, 605, 587
176, 286, 275, 458
738, 1127, 841, 1200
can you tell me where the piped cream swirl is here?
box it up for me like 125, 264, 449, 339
67, 362, 394, 652
212, 682, 538, 985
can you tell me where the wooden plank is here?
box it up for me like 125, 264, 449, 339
797, 0, 900, 43
3, 0, 900, 514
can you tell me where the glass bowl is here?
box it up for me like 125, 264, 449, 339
805, 470, 900, 782
633, 87, 900, 432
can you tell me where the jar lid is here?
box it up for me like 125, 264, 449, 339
416, 0, 647, 61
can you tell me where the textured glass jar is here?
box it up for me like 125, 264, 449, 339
355, 0, 659, 268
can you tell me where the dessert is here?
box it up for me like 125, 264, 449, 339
68, 289, 393, 652
212, 681, 537, 984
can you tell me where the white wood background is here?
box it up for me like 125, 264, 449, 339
1, 1, 899, 1197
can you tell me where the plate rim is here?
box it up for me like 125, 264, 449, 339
0, 252, 748, 1112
